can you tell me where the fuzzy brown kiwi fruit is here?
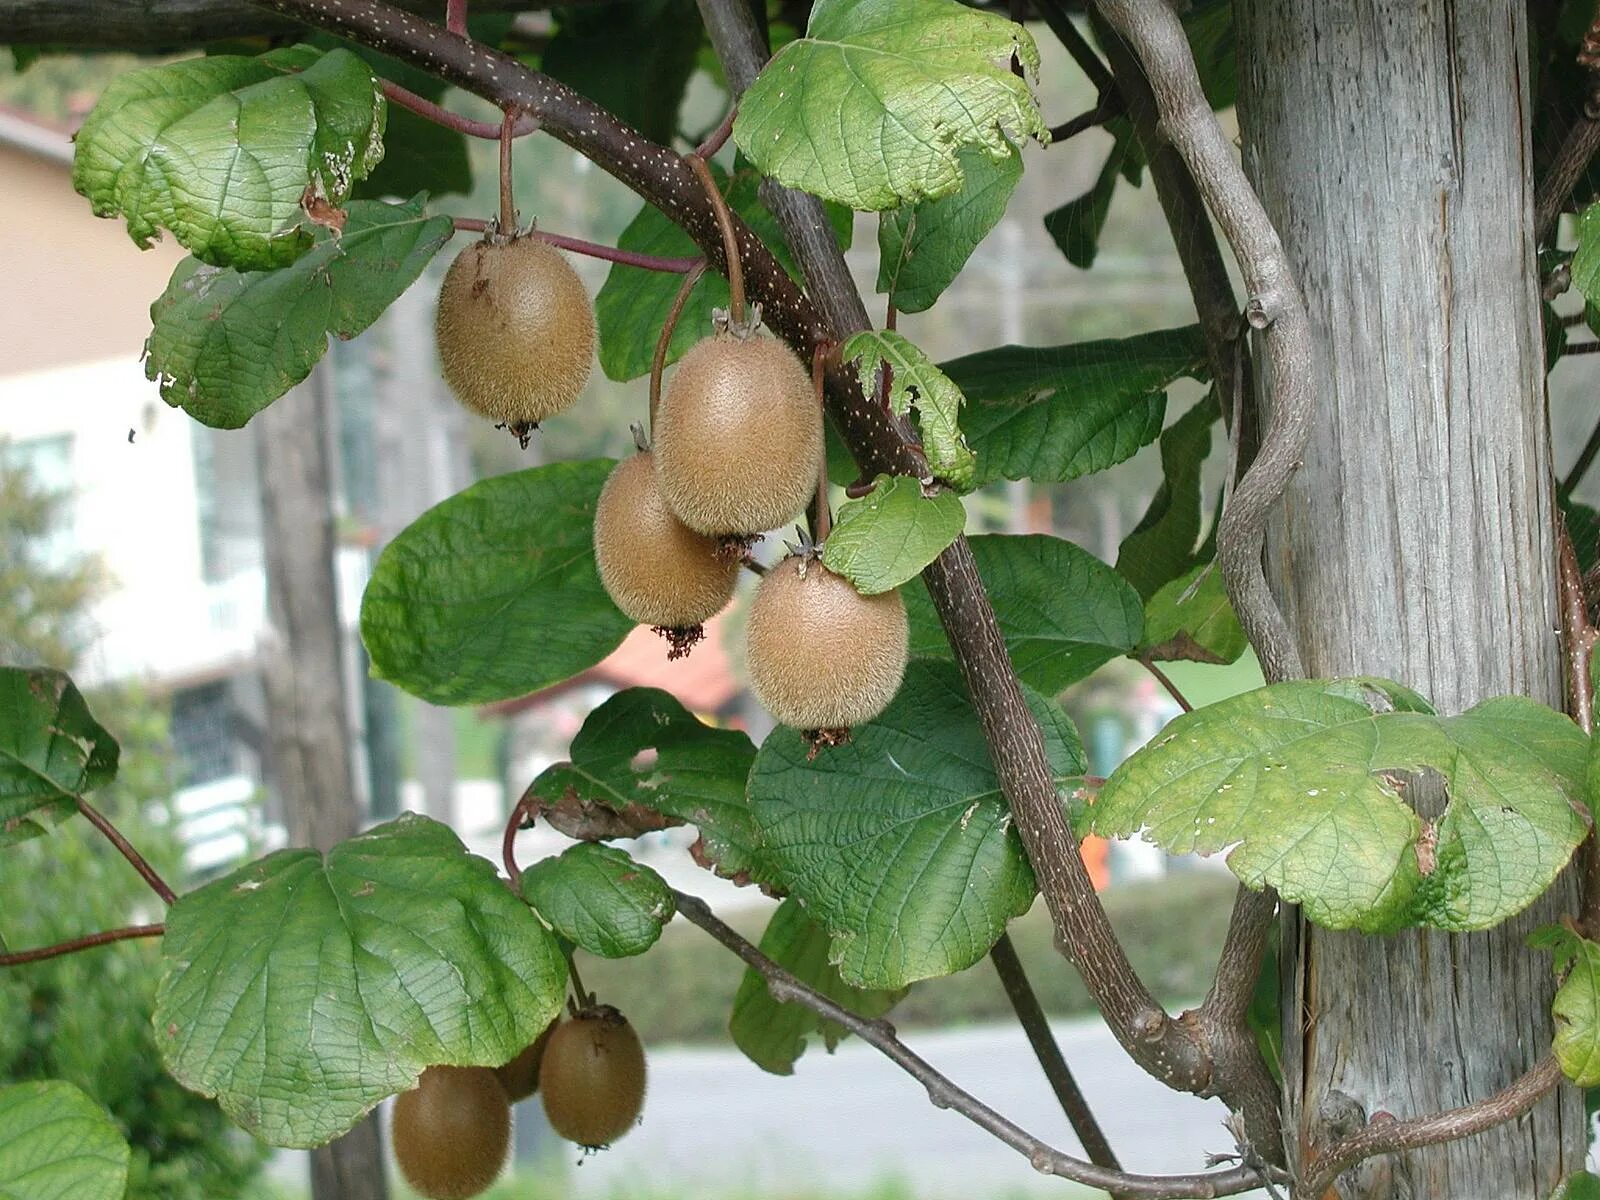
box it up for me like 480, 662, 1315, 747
745, 553, 909, 731
651, 331, 822, 535
390, 1065, 512, 1200
593, 450, 740, 633
494, 1018, 558, 1104
435, 234, 595, 435
538, 1005, 647, 1148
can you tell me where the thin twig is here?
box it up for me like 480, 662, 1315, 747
501, 790, 531, 892
382, 80, 536, 138
1049, 87, 1126, 144
1557, 519, 1600, 936
650, 261, 708, 432
452, 219, 702, 272
812, 343, 832, 543
674, 890, 1277, 1200
1567, 414, 1600, 498
1093, 0, 1313, 687
445, 0, 466, 35
686, 153, 745, 324
1037, 0, 1116, 94
77, 798, 177, 905
1139, 657, 1193, 713
1300, 1057, 1563, 1198
990, 933, 1126, 1189
0, 924, 165, 967
1564, 340, 1600, 355
693, 106, 737, 160
1536, 113, 1600, 246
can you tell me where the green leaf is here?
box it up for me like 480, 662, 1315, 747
1572, 203, 1600, 308
0, 668, 118, 847
1184, 0, 1237, 111
73, 47, 385, 271
144, 196, 453, 429
1534, 926, 1600, 1088
842, 330, 976, 490
905, 534, 1144, 693
523, 688, 766, 885
729, 898, 905, 1075
0, 1081, 130, 1200
1094, 681, 1590, 932
154, 813, 566, 1148
876, 146, 1022, 313
821, 475, 966, 595
749, 658, 1085, 988
522, 843, 675, 959
539, 0, 702, 146
941, 326, 1208, 486
595, 165, 853, 382
732, 0, 1048, 211
360, 459, 633, 706
1551, 1172, 1600, 1200
1116, 390, 1220, 600
356, 108, 470, 200
1139, 564, 1246, 665
1043, 128, 1132, 269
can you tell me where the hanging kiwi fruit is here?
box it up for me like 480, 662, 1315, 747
593, 261, 741, 658
494, 1017, 560, 1104
435, 108, 595, 446
538, 1004, 648, 1149
651, 157, 822, 538
390, 1065, 512, 1200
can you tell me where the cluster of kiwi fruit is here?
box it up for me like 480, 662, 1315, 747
435, 231, 596, 448
391, 1005, 647, 1199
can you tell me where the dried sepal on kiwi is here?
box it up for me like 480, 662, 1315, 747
652, 316, 823, 537
745, 540, 909, 740
435, 231, 596, 442
390, 1065, 512, 1200
538, 1004, 648, 1149
593, 426, 740, 658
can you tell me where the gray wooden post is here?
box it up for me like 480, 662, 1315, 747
1237, 2, 1583, 1194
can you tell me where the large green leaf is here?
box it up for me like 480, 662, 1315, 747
144, 197, 452, 429
0, 1081, 130, 1200
732, 0, 1047, 211
729, 898, 905, 1075
876, 146, 1022, 313
842, 330, 976, 490
0, 668, 118, 847
522, 843, 675, 959
1533, 926, 1600, 1088
73, 47, 385, 271
523, 688, 765, 885
360, 459, 633, 706
595, 165, 852, 382
540, 0, 702, 146
821, 475, 966, 595
1139, 564, 1246, 665
905, 535, 1144, 693
1116, 390, 1220, 600
941, 326, 1208, 486
1552, 1173, 1600, 1200
1575, 204, 1600, 309
749, 658, 1085, 989
1093, 681, 1590, 932
1043, 127, 1133, 270
154, 814, 566, 1148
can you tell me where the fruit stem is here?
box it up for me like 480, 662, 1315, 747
498, 106, 518, 233
649, 260, 708, 433
566, 952, 596, 1011
685, 153, 746, 327
694, 106, 737, 159
450, 220, 702, 272
446, 0, 468, 35
886, 301, 898, 332
812, 343, 833, 544
382, 81, 538, 140
79, 796, 177, 904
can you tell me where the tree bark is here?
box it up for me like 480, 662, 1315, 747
1237, 2, 1583, 1196
257, 372, 391, 1200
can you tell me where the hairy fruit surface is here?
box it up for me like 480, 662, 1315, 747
390, 1065, 512, 1200
746, 555, 909, 731
435, 234, 595, 431
538, 1005, 647, 1148
593, 451, 740, 629
652, 332, 822, 535
494, 1019, 559, 1104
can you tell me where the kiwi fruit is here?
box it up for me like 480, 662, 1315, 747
494, 1018, 558, 1104
435, 234, 595, 438
593, 450, 740, 641
652, 331, 823, 536
538, 1005, 647, 1148
390, 1065, 512, 1200
745, 553, 908, 732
